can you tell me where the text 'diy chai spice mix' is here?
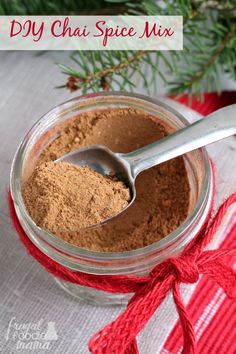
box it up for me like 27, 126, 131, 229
22, 108, 190, 252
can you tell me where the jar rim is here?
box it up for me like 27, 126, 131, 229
10, 91, 213, 263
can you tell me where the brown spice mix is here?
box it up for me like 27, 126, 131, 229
23, 162, 131, 230
23, 108, 190, 252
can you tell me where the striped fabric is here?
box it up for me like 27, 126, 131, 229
162, 92, 236, 354
174, 91, 236, 115
163, 222, 236, 354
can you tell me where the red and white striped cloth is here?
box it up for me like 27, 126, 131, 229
162, 92, 236, 354
163, 219, 236, 353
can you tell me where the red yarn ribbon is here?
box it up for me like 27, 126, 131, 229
8, 191, 236, 354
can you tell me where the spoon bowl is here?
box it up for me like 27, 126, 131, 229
56, 145, 137, 222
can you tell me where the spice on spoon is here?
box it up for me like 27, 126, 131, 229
22, 161, 131, 231
22, 107, 190, 252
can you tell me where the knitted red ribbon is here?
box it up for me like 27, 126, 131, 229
8, 191, 236, 354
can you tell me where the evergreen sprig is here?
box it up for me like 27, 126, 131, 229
1, 0, 236, 97
0, 0, 142, 16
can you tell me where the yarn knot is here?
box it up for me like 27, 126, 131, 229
169, 257, 199, 283
8, 190, 236, 354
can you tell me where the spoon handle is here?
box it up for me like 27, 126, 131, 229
122, 104, 236, 178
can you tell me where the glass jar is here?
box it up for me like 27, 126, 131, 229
10, 92, 213, 305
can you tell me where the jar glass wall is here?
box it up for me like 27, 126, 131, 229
10, 92, 213, 305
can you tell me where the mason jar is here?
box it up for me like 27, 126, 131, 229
10, 92, 213, 305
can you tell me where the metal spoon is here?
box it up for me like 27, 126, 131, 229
56, 104, 236, 223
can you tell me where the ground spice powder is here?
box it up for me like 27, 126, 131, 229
23, 108, 190, 252
22, 162, 131, 230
